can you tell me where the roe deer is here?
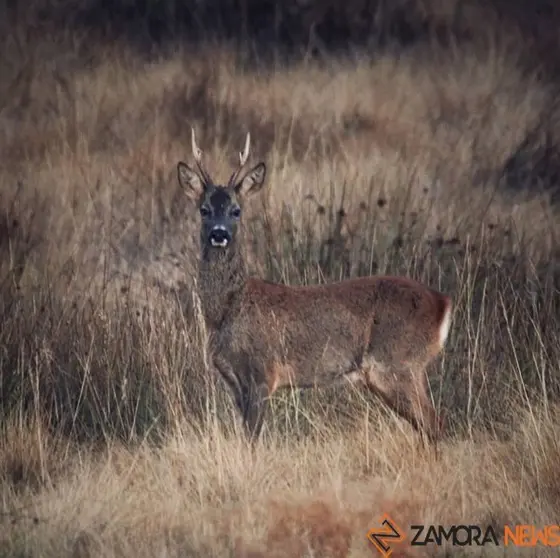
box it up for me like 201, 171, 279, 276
177, 130, 453, 446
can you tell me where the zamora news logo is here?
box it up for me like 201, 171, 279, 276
367, 514, 560, 556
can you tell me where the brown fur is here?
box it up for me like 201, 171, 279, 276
177, 131, 453, 446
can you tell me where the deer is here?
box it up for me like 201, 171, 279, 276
176, 129, 453, 449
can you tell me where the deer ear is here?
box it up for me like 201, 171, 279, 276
235, 162, 266, 198
177, 162, 205, 200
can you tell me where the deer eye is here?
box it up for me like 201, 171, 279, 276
200, 206, 211, 217
231, 206, 241, 218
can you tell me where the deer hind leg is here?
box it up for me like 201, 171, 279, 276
363, 360, 440, 450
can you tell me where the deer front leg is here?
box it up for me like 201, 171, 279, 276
213, 356, 270, 444
243, 379, 270, 444
212, 354, 246, 424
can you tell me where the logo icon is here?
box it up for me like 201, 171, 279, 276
367, 513, 406, 557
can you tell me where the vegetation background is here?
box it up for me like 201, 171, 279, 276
0, 0, 559, 556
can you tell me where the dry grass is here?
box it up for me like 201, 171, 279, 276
1, 6, 560, 556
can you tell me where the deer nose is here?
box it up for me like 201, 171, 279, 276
209, 226, 231, 247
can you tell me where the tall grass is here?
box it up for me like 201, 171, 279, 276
0, 7, 559, 556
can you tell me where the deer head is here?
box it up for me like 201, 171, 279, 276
177, 129, 266, 251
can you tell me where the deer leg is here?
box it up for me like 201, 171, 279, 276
364, 363, 440, 451
404, 373, 439, 445
213, 355, 246, 424
406, 384, 441, 458
243, 379, 270, 445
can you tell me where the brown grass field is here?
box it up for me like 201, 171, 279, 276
1, 1, 560, 556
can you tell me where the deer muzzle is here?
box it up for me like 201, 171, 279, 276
209, 225, 231, 248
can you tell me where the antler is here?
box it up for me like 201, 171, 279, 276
228, 132, 251, 187
191, 128, 212, 185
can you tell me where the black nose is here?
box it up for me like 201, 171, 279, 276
209, 227, 231, 246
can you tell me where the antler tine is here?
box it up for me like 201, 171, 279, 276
191, 127, 211, 184
191, 128, 203, 162
228, 132, 251, 187
239, 132, 251, 167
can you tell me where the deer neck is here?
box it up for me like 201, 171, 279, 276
197, 239, 247, 329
